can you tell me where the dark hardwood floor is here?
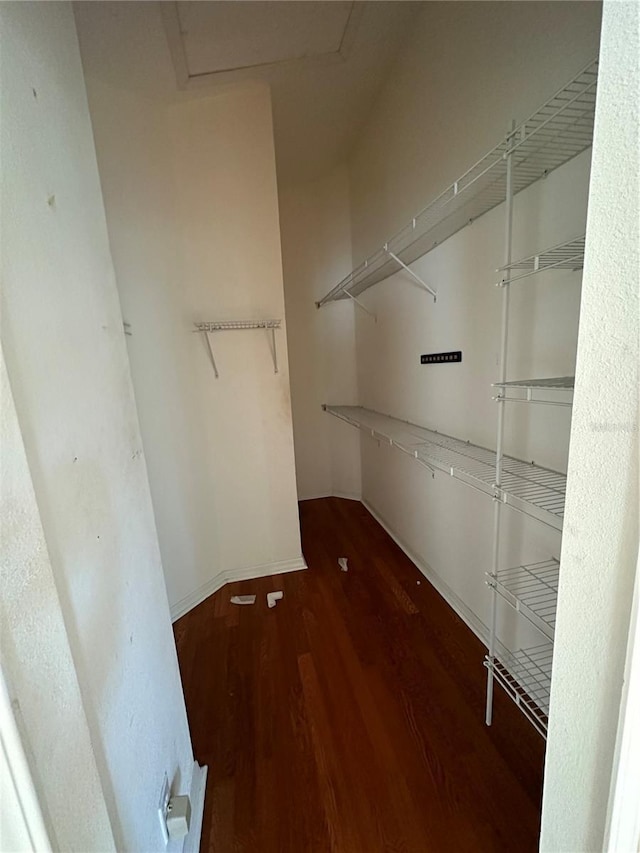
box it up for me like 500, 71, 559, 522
174, 497, 545, 852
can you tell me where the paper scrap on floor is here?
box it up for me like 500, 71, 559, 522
230, 595, 256, 605
338, 557, 348, 572
267, 591, 283, 608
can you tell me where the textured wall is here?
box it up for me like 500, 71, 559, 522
540, 2, 639, 849
1, 352, 114, 852
1, 4, 195, 849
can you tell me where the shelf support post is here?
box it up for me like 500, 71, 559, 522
384, 247, 437, 301
486, 121, 515, 727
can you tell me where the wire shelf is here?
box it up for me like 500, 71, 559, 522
488, 558, 559, 640
485, 643, 553, 738
194, 319, 282, 377
324, 405, 566, 530
496, 377, 574, 390
497, 235, 585, 286
317, 60, 597, 307
194, 319, 281, 331
493, 375, 574, 406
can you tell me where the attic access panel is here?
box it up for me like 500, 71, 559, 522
163, 1, 363, 86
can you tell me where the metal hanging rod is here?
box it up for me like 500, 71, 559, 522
316, 58, 597, 309
194, 319, 282, 378
497, 235, 586, 286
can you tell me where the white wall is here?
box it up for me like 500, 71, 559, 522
1, 352, 114, 852
348, 2, 602, 258
341, 2, 602, 649
80, 73, 305, 619
279, 166, 361, 501
540, 1, 639, 849
0, 4, 196, 849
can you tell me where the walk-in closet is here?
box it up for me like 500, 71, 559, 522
3, 2, 638, 851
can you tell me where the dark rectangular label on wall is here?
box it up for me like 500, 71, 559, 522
420, 351, 462, 364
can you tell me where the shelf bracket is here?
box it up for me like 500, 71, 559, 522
345, 290, 377, 321
416, 457, 436, 478
384, 246, 437, 302
195, 320, 280, 379
268, 326, 279, 374
203, 331, 220, 379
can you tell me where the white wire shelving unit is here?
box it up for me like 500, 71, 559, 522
316, 61, 597, 310
323, 405, 566, 530
484, 642, 553, 737
194, 319, 281, 378
321, 58, 597, 740
493, 376, 574, 406
497, 235, 586, 286
492, 235, 583, 404
487, 558, 559, 640
485, 64, 596, 739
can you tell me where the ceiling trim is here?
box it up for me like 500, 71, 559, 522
161, 1, 364, 90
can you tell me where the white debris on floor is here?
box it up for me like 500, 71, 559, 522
338, 557, 349, 572
267, 590, 283, 609
230, 595, 256, 605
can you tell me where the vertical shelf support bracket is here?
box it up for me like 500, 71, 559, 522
384, 246, 437, 302
486, 121, 516, 728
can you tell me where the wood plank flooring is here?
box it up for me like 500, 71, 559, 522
174, 497, 545, 852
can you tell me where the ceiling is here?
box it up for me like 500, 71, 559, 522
74, 1, 421, 184
170, 1, 357, 78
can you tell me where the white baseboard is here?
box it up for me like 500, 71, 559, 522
225, 556, 308, 583
182, 762, 207, 853
298, 491, 362, 502
170, 575, 227, 622
362, 499, 489, 648
170, 556, 308, 622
